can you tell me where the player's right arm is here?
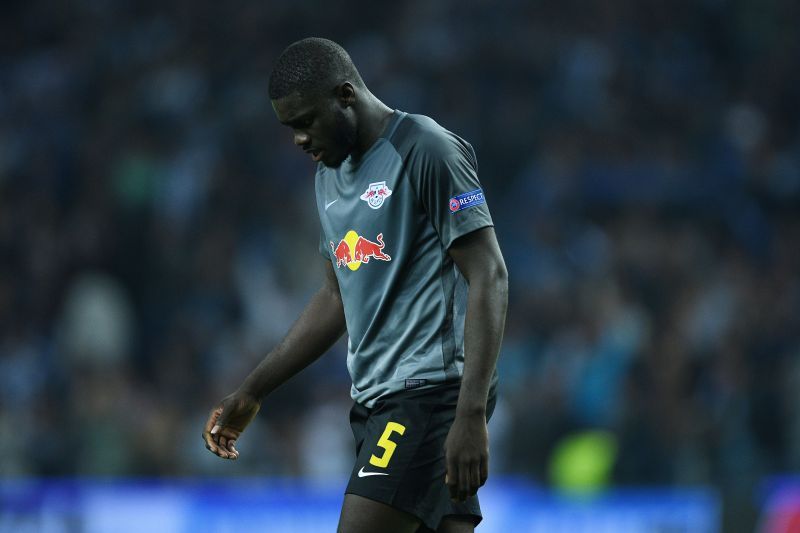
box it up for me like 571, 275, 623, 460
202, 259, 345, 460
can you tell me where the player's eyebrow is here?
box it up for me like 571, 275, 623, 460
281, 111, 313, 126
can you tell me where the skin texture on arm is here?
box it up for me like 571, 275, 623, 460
443, 226, 508, 502
202, 260, 346, 459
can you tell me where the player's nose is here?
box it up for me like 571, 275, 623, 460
293, 131, 310, 147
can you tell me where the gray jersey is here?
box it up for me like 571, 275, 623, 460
316, 111, 494, 407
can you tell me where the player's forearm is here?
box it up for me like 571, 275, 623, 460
238, 285, 346, 400
456, 267, 508, 418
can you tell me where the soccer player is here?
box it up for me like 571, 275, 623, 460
202, 37, 508, 533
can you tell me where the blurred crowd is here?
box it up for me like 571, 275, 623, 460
1, 0, 799, 530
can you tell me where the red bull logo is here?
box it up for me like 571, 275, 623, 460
330, 230, 391, 271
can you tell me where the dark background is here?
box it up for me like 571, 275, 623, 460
2, 1, 799, 531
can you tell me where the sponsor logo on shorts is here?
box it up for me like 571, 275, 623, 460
357, 466, 389, 478
449, 188, 485, 213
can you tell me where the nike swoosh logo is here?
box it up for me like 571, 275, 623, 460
357, 466, 388, 478
324, 198, 339, 210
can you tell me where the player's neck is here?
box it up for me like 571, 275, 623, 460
351, 97, 394, 164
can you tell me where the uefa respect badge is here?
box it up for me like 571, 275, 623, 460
449, 188, 485, 213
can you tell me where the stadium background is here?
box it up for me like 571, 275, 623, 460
1, 0, 799, 531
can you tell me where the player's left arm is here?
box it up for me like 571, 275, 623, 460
444, 226, 508, 502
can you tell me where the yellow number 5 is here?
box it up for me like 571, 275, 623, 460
369, 422, 406, 468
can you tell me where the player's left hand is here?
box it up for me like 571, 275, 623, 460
443, 412, 489, 502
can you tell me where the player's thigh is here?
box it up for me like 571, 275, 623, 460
337, 493, 421, 533
436, 516, 475, 533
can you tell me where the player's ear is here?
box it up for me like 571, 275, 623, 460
336, 82, 356, 107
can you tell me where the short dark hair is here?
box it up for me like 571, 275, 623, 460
268, 37, 365, 100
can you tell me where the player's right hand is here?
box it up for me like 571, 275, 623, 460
202, 390, 261, 460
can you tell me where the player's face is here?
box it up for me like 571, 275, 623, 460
272, 90, 357, 168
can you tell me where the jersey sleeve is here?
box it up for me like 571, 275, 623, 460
408, 130, 494, 249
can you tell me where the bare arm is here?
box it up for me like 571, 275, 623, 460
443, 226, 508, 500
239, 260, 346, 399
202, 260, 346, 459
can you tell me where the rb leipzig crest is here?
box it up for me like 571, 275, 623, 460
359, 181, 392, 209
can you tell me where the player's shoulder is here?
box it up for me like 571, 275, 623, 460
399, 112, 446, 137
392, 112, 474, 162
